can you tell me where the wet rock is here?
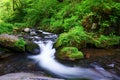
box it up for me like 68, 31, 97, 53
0, 48, 15, 61
116, 66, 120, 71
24, 28, 30, 33
0, 53, 13, 59
36, 30, 43, 35
25, 41, 40, 55
56, 47, 84, 61
0, 51, 44, 76
30, 31, 37, 36
82, 49, 116, 58
80, 48, 120, 76
0, 72, 64, 80
29, 29, 37, 36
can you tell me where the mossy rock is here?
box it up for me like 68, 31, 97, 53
25, 41, 40, 55
54, 27, 88, 49
57, 47, 84, 61
0, 34, 26, 52
15, 38, 26, 52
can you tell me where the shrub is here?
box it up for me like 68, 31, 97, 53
54, 26, 88, 49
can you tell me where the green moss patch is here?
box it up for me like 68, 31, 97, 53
57, 47, 84, 61
15, 38, 26, 52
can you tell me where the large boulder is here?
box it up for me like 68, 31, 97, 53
0, 34, 26, 52
56, 47, 84, 61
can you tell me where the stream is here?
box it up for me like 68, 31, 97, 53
28, 30, 120, 80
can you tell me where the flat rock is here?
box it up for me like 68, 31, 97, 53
0, 72, 64, 80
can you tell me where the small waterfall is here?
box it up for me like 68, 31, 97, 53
28, 31, 120, 80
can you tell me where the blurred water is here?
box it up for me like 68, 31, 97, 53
28, 31, 120, 80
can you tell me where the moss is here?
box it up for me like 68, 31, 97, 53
54, 26, 88, 49
15, 38, 26, 51
55, 28, 120, 49
0, 22, 13, 34
57, 47, 84, 61
0, 34, 26, 52
25, 41, 40, 54
93, 35, 120, 48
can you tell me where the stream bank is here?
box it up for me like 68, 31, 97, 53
0, 29, 120, 80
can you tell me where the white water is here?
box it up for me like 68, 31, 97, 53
28, 32, 120, 80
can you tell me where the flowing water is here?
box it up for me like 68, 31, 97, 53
28, 31, 120, 80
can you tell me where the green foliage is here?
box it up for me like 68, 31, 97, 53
15, 38, 26, 51
0, 22, 28, 34
1, 0, 120, 34
13, 22, 27, 28
93, 35, 120, 47
24, 0, 59, 26
48, 2, 81, 32
55, 26, 120, 49
80, 0, 120, 35
0, 22, 13, 34
57, 47, 84, 60
0, 0, 28, 34
55, 26, 88, 49
0, 0, 120, 49
38, 0, 120, 35
0, 0, 13, 22
0, 0, 27, 24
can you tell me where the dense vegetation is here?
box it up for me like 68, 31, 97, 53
0, 0, 120, 59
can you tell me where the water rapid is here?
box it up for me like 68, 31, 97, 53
28, 31, 120, 80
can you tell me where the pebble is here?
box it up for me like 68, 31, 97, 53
24, 28, 30, 33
